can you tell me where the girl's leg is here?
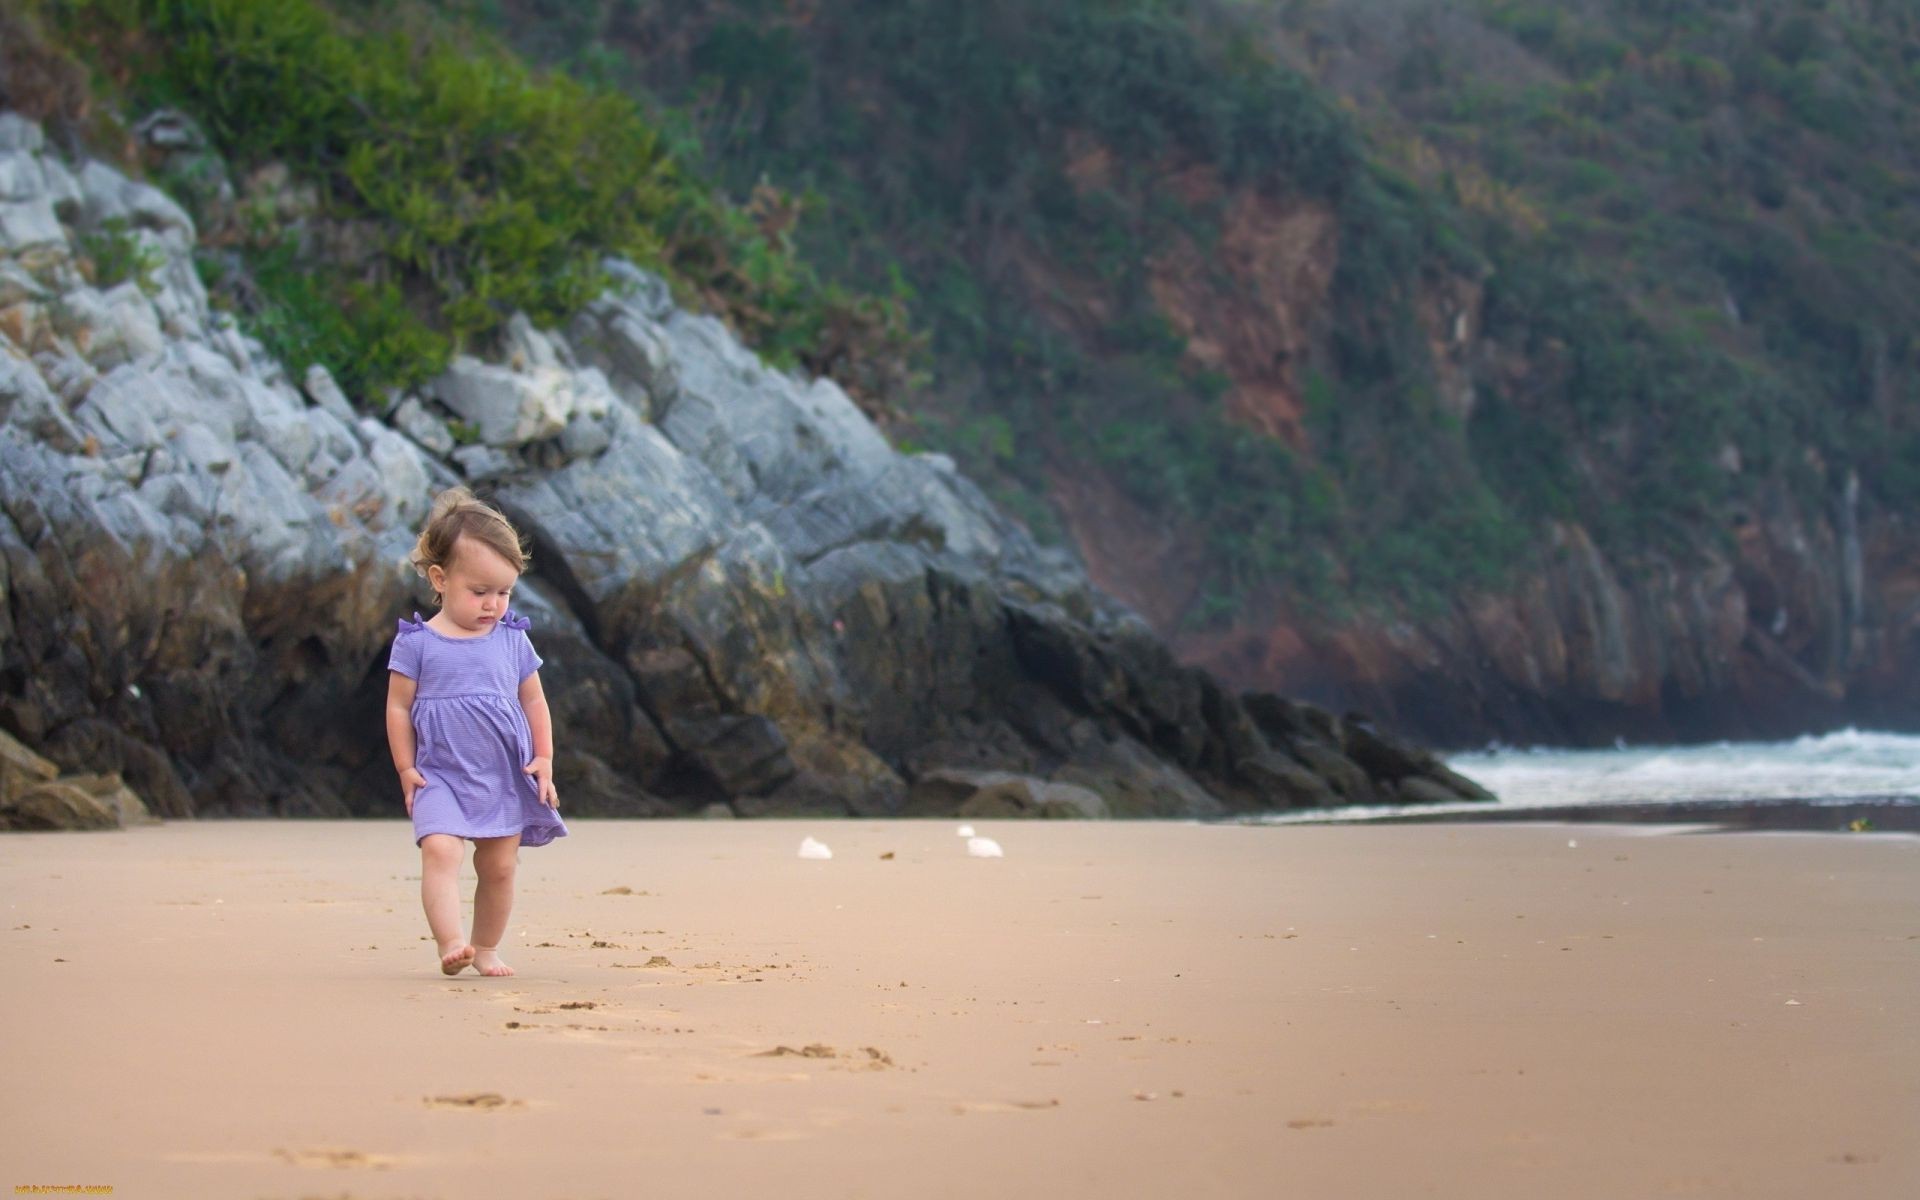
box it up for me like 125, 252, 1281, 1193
420, 834, 473, 974
470, 833, 521, 977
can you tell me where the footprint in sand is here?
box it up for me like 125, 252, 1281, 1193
755, 1043, 839, 1059
423, 1092, 524, 1110
719, 1126, 811, 1141
951, 1098, 1060, 1114
750, 1044, 896, 1069
272, 1146, 401, 1168
1348, 1098, 1430, 1118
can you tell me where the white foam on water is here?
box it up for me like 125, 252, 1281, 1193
1452, 727, 1920, 807
1250, 727, 1920, 825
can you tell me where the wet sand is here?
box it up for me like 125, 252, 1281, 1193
3, 819, 1916, 1199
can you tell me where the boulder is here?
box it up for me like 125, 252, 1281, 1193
428, 355, 574, 447
61, 771, 161, 826
905, 768, 1110, 819
2, 780, 120, 830
0, 728, 60, 802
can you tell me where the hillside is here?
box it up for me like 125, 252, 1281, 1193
11, 0, 1918, 747
474, 0, 1920, 745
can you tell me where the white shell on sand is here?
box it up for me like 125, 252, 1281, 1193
966, 836, 1003, 858
956, 825, 976, 838
797, 836, 833, 860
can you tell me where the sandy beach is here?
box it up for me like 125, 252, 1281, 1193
3, 819, 1916, 1200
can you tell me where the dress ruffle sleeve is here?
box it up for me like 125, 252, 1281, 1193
388, 612, 427, 678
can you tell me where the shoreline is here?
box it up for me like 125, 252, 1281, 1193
5, 818, 1916, 1199
1255, 795, 1920, 834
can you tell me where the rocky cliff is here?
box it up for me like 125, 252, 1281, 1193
514, 1, 1920, 755
1173, 506, 1920, 750
1094, 178, 1920, 750
0, 110, 1488, 826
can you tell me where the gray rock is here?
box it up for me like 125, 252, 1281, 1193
75, 159, 195, 253
429, 354, 572, 447
503, 310, 562, 371
0, 152, 65, 250
0, 353, 85, 452
599, 258, 675, 319
393, 396, 454, 456
0, 259, 48, 305
133, 109, 205, 151
302, 364, 357, 423
567, 299, 675, 415
37, 155, 83, 224
451, 442, 518, 482
558, 411, 611, 460
0, 112, 45, 153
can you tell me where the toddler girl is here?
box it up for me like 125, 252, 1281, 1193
386, 486, 568, 977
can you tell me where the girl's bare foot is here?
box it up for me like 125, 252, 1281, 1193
472, 945, 515, 977
439, 941, 475, 975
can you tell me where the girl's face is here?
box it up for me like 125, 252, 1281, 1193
427, 535, 520, 635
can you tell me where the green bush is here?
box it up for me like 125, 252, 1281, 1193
42, 0, 908, 410
77, 217, 165, 294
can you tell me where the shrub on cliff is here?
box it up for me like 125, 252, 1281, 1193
33, 0, 921, 411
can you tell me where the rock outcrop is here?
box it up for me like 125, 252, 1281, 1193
1172, 482, 1920, 751
0, 727, 157, 830
0, 109, 1488, 823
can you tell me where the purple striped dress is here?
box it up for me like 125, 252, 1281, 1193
389, 609, 569, 848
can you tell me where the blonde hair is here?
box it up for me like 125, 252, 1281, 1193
409, 487, 529, 604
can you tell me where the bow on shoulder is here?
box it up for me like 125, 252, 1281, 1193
395, 611, 428, 636
498, 610, 532, 631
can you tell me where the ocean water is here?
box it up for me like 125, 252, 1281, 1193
1250, 727, 1920, 829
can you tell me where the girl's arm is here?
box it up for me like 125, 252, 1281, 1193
519, 670, 558, 807
386, 671, 427, 813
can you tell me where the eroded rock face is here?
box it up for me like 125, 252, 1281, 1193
0, 109, 1481, 822
1178, 499, 1920, 750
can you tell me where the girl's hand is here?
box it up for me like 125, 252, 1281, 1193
524, 755, 558, 809
399, 767, 427, 817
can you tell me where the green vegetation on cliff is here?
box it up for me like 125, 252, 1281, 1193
14, 0, 1917, 630
472, 0, 1920, 624
19, 0, 915, 405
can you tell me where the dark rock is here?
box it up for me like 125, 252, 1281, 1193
556, 752, 677, 818
1288, 740, 1380, 807
61, 771, 160, 825
1340, 718, 1438, 781
904, 767, 1110, 819
1395, 776, 1470, 807
1239, 752, 1339, 809
1051, 736, 1226, 818
2, 780, 118, 830
0, 727, 59, 802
